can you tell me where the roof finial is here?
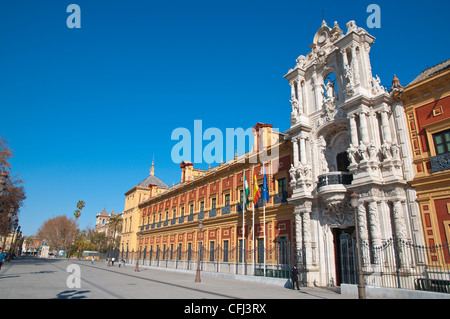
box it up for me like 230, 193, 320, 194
150, 155, 155, 176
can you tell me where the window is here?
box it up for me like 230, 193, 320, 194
181, 206, 185, 217
209, 241, 215, 261
223, 240, 229, 262
433, 129, 450, 155
224, 194, 230, 206
165, 211, 168, 220
211, 198, 216, 210
278, 178, 286, 193
190, 204, 194, 214
200, 201, 205, 212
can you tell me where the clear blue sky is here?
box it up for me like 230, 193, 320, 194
1, 0, 448, 236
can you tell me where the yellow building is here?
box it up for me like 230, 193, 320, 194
120, 123, 295, 276
121, 160, 169, 253
395, 59, 450, 264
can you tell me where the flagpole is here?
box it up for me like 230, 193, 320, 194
252, 197, 255, 268
263, 165, 266, 277
252, 166, 255, 270
242, 169, 245, 274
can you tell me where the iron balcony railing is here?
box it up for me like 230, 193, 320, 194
317, 172, 353, 188
430, 152, 450, 173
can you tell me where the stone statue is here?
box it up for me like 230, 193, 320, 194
368, 141, 378, 161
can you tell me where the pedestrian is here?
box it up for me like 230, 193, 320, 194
111, 257, 115, 266
0, 249, 5, 271
91, 256, 95, 264
291, 265, 300, 290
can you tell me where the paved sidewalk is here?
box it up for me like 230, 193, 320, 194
0, 257, 354, 299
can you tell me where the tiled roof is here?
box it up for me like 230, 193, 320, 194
138, 174, 169, 189
408, 59, 450, 86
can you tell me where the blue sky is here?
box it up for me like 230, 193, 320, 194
1, 0, 449, 236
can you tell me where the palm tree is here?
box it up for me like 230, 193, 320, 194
73, 200, 85, 225
107, 213, 123, 266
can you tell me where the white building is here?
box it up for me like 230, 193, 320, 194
285, 20, 425, 287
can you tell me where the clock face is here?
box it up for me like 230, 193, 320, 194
318, 32, 327, 44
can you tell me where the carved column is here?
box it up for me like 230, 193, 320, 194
359, 111, 370, 146
294, 211, 303, 267
380, 108, 392, 144
392, 200, 410, 270
367, 201, 382, 266
349, 114, 359, 146
357, 202, 371, 270
302, 211, 313, 270
297, 78, 304, 114
292, 137, 299, 167
290, 81, 296, 100
351, 45, 360, 86
300, 137, 307, 166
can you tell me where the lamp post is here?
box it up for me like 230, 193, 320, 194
350, 192, 366, 299
195, 220, 204, 283
8, 217, 19, 261
135, 231, 142, 272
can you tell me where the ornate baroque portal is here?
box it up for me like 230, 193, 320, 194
285, 20, 424, 287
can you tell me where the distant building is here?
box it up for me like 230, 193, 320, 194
95, 208, 121, 238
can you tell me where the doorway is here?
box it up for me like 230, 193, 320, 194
333, 227, 357, 286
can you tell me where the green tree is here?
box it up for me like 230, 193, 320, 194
73, 200, 85, 225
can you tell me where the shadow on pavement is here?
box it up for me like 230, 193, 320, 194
54, 290, 91, 299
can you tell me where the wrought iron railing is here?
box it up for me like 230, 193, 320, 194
430, 153, 450, 173
317, 172, 353, 188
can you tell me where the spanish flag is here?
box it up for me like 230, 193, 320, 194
253, 172, 261, 204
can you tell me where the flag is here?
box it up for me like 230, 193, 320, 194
243, 173, 250, 206
262, 165, 269, 202
253, 172, 261, 204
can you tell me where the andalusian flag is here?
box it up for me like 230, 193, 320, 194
243, 173, 250, 206
253, 172, 261, 204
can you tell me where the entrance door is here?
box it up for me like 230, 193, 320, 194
333, 227, 357, 285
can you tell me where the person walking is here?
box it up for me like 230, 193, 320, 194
291, 265, 300, 290
0, 250, 5, 271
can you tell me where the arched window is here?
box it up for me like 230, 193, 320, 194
336, 152, 350, 172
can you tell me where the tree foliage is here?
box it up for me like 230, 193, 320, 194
0, 136, 26, 242
36, 215, 78, 253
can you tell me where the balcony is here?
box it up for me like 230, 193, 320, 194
318, 172, 353, 188
317, 172, 353, 203
430, 153, 450, 173
222, 205, 231, 215
273, 191, 288, 204
209, 208, 217, 218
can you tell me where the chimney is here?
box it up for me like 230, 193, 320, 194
180, 161, 194, 183
253, 123, 274, 152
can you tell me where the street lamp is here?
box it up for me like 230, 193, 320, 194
135, 231, 142, 272
350, 191, 366, 299
195, 220, 204, 283
8, 217, 19, 261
